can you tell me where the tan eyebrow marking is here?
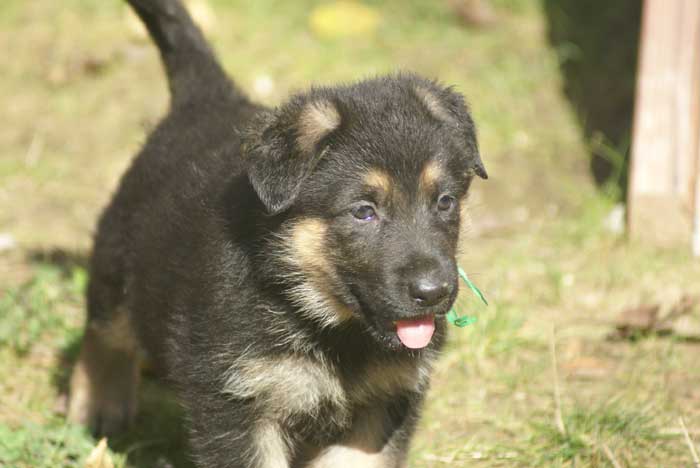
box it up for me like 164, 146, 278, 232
363, 168, 392, 193
419, 160, 443, 194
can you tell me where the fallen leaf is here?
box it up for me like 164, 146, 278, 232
309, 2, 381, 39
85, 438, 114, 468
562, 356, 612, 378
614, 304, 659, 338
449, 0, 497, 28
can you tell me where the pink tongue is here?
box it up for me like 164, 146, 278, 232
395, 316, 435, 349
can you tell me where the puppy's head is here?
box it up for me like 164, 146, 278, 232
243, 74, 487, 350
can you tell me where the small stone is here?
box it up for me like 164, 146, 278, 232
0, 233, 16, 252
603, 203, 625, 234
252, 75, 275, 98
561, 273, 575, 288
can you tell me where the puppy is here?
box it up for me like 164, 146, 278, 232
67, 0, 487, 466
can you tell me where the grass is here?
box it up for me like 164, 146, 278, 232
0, 264, 85, 355
0, 420, 120, 468
414, 197, 700, 466
1, 0, 699, 466
527, 402, 669, 465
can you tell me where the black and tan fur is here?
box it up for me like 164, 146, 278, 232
67, 1, 487, 466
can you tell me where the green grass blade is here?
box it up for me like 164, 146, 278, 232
457, 266, 488, 305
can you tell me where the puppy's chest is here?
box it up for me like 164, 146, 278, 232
223, 352, 431, 427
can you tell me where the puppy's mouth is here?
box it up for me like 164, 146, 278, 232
393, 315, 435, 349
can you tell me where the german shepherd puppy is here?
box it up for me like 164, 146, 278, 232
67, 0, 487, 466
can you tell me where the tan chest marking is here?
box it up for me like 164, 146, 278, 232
223, 354, 346, 421
252, 422, 292, 468
223, 351, 433, 422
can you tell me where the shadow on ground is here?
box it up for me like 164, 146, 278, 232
542, 0, 641, 198
28, 248, 89, 276
54, 328, 193, 468
28, 248, 193, 467
54, 348, 192, 467
110, 381, 194, 468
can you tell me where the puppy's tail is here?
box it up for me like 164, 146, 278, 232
126, 0, 235, 106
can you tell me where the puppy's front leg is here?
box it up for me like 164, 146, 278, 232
306, 396, 422, 468
186, 394, 291, 468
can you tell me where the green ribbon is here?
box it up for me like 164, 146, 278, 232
446, 266, 487, 328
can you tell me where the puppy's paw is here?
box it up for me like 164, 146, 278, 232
67, 353, 138, 437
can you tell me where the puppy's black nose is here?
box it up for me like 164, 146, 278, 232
409, 277, 450, 306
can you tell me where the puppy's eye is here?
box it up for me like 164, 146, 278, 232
437, 194, 456, 212
351, 204, 377, 221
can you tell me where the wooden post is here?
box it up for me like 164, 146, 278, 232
628, 0, 700, 251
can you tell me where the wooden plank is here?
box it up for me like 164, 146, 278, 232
628, 0, 700, 248
694, 143, 700, 255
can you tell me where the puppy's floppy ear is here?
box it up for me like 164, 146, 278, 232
243, 99, 341, 214
414, 85, 488, 180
